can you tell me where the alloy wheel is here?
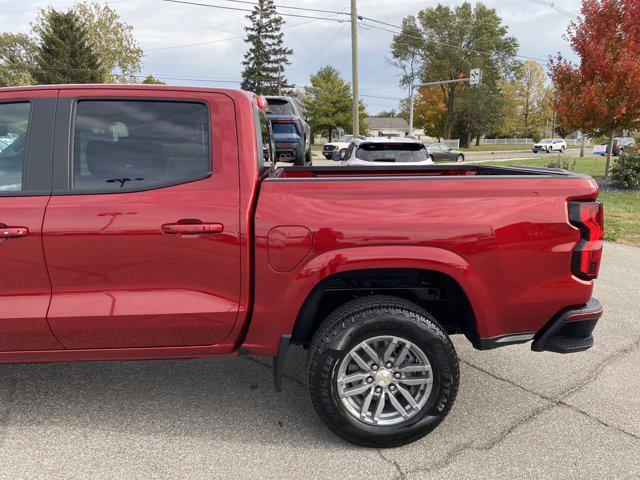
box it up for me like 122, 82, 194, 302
336, 335, 433, 426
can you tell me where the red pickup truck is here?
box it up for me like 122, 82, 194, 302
0, 85, 604, 447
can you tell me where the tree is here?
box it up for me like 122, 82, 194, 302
33, 2, 143, 83
72, 2, 143, 83
303, 66, 366, 140
550, 0, 640, 177
141, 74, 165, 85
459, 82, 508, 146
241, 0, 292, 95
32, 9, 106, 85
513, 60, 548, 136
0, 33, 37, 87
391, 2, 518, 139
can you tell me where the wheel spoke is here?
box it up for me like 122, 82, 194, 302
395, 384, 419, 410
373, 391, 386, 424
350, 351, 370, 371
360, 389, 375, 421
399, 376, 432, 386
361, 342, 381, 365
396, 342, 412, 366
383, 337, 398, 363
340, 383, 371, 398
387, 391, 410, 419
337, 371, 370, 386
398, 364, 432, 374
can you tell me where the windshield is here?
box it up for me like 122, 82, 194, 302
540, 139, 553, 144
337, 135, 353, 143
355, 143, 428, 163
272, 123, 297, 135
266, 99, 294, 115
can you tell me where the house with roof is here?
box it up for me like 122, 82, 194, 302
364, 117, 426, 140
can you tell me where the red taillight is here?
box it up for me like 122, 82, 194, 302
568, 201, 604, 280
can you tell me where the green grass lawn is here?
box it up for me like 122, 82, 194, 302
461, 144, 535, 152
311, 145, 324, 151
599, 191, 640, 247
479, 156, 610, 179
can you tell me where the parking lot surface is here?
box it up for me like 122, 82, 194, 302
0, 242, 638, 479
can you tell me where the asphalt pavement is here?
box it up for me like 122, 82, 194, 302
0, 241, 638, 480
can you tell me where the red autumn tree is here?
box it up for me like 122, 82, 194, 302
549, 0, 640, 177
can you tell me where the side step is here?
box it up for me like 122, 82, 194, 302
544, 335, 594, 353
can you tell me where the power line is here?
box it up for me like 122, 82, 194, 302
216, 0, 348, 16
0, 0, 133, 14
158, 0, 348, 23
525, 0, 579, 18
358, 17, 549, 64
289, 23, 347, 71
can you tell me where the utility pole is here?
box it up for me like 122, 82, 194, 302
278, 64, 282, 96
350, 0, 359, 136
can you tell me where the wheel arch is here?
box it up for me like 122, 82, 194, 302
288, 246, 487, 348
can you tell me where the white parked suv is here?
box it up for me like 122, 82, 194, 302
532, 138, 567, 153
339, 137, 435, 166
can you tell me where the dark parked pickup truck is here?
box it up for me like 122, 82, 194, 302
0, 85, 604, 447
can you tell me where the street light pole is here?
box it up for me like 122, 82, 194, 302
408, 81, 414, 137
350, 0, 359, 136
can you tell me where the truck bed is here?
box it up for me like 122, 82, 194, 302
269, 164, 587, 179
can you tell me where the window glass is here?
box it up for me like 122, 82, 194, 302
257, 108, 274, 168
0, 102, 30, 192
73, 100, 210, 191
266, 99, 294, 115
356, 143, 429, 163
272, 123, 296, 135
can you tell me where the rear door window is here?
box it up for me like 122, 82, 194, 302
72, 100, 210, 192
266, 99, 294, 115
0, 102, 31, 192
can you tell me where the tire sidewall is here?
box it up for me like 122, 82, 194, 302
310, 313, 457, 446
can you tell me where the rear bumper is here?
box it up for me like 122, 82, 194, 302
531, 298, 602, 353
475, 298, 602, 353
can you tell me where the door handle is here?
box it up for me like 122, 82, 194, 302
161, 222, 224, 235
0, 226, 29, 239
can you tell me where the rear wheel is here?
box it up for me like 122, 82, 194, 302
308, 296, 459, 447
305, 149, 312, 166
456, 154, 464, 162
560, 146, 565, 153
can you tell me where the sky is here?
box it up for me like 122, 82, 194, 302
0, 0, 583, 113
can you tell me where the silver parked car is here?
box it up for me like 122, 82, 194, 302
425, 143, 465, 162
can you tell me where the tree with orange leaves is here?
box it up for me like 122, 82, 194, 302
549, 0, 640, 177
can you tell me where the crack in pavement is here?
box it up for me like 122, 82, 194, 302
378, 449, 407, 480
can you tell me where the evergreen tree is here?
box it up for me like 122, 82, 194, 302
32, 9, 105, 85
241, 0, 292, 95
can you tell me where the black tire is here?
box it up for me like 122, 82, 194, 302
560, 146, 565, 153
305, 149, 312, 166
293, 148, 306, 166
428, 154, 435, 163
456, 154, 464, 162
308, 295, 459, 447
339, 148, 347, 160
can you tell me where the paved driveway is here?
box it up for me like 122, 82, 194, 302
1, 242, 638, 479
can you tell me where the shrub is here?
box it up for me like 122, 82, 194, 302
610, 147, 640, 189
546, 158, 576, 171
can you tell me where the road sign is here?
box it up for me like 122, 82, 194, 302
469, 68, 482, 86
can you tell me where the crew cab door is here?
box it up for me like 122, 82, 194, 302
43, 89, 241, 349
0, 91, 62, 351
